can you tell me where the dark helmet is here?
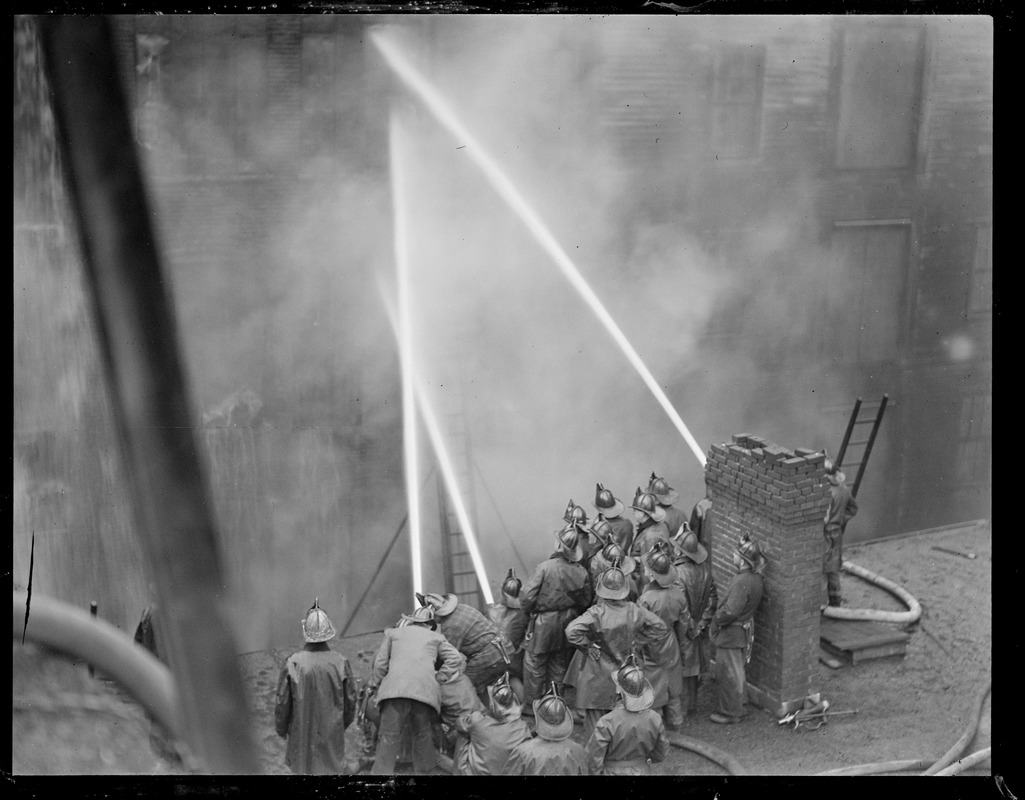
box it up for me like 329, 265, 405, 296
590, 513, 613, 545
615, 659, 648, 698
488, 672, 517, 712
593, 483, 624, 516
501, 568, 521, 599
302, 598, 337, 643
647, 473, 679, 505
736, 533, 766, 572
596, 564, 631, 600
554, 524, 584, 562
631, 490, 665, 521
645, 542, 676, 586
563, 499, 588, 528
534, 683, 573, 741
602, 538, 626, 563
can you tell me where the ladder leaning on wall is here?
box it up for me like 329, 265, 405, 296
835, 394, 889, 499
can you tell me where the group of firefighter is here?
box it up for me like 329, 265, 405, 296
268, 462, 858, 776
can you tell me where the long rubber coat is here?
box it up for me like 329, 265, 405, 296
563, 600, 668, 710
275, 645, 357, 774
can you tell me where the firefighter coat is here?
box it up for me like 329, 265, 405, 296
711, 571, 764, 650
585, 703, 670, 776
637, 582, 689, 707
453, 709, 532, 775
274, 644, 357, 775
607, 516, 635, 552
503, 736, 590, 775
370, 624, 465, 713
439, 672, 485, 729
673, 559, 717, 677
630, 519, 672, 560
660, 505, 689, 539
563, 600, 668, 710
520, 554, 593, 654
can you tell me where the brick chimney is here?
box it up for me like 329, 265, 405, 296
704, 433, 830, 716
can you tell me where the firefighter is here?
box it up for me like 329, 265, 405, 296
592, 483, 634, 553
823, 459, 858, 607
646, 472, 689, 546
708, 534, 766, 725
368, 605, 464, 774
419, 591, 514, 693
562, 499, 601, 564
689, 496, 713, 553
485, 569, 529, 694
437, 652, 484, 759
637, 542, 689, 731
451, 672, 532, 775
503, 684, 589, 775
274, 599, 357, 774
671, 529, 717, 719
585, 659, 670, 776
519, 523, 593, 705
630, 488, 673, 560
563, 562, 669, 740
587, 515, 638, 601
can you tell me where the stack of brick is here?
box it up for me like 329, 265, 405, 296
704, 433, 830, 716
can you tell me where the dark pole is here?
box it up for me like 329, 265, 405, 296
36, 17, 260, 772
88, 602, 98, 677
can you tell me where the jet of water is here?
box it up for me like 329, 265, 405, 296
390, 110, 424, 604
370, 29, 707, 468
378, 275, 495, 606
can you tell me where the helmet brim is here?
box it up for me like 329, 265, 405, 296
611, 670, 655, 712
653, 488, 680, 506
681, 542, 708, 564
651, 564, 678, 587
532, 699, 574, 741
593, 498, 625, 518
631, 504, 667, 523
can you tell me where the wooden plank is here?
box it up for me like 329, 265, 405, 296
850, 642, 907, 664
820, 618, 910, 650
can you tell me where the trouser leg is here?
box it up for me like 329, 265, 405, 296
522, 650, 548, 705
684, 676, 699, 717
664, 673, 685, 729
371, 698, 408, 774
713, 647, 746, 719
547, 648, 572, 690
409, 700, 440, 775
826, 571, 843, 606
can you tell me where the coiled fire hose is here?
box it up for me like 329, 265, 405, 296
13, 590, 183, 741
815, 679, 991, 776
666, 731, 749, 775
821, 560, 922, 624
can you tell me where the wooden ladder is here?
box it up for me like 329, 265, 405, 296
835, 394, 888, 498
436, 336, 484, 611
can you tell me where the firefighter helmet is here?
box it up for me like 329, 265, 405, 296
501, 569, 522, 609
421, 592, 458, 617
563, 499, 589, 527
675, 530, 708, 564
487, 672, 520, 718
631, 489, 667, 523
590, 513, 613, 546
645, 542, 677, 587
554, 524, 585, 563
533, 683, 573, 741
647, 472, 680, 506
593, 482, 626, 518
596, 564, 631, 600
600, 539, 636, 576
302, 598, 337, 643
612, 658, 654, 712
399, 605, 438, 630
736, 533, 767, 573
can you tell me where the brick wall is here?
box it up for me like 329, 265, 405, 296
705, 433, 830, 715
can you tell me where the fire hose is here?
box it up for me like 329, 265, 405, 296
814, 679, 991, 776
13, 590, 184, 741
820, 560, 922, 625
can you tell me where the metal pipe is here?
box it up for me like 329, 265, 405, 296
36, 16, 260, 772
